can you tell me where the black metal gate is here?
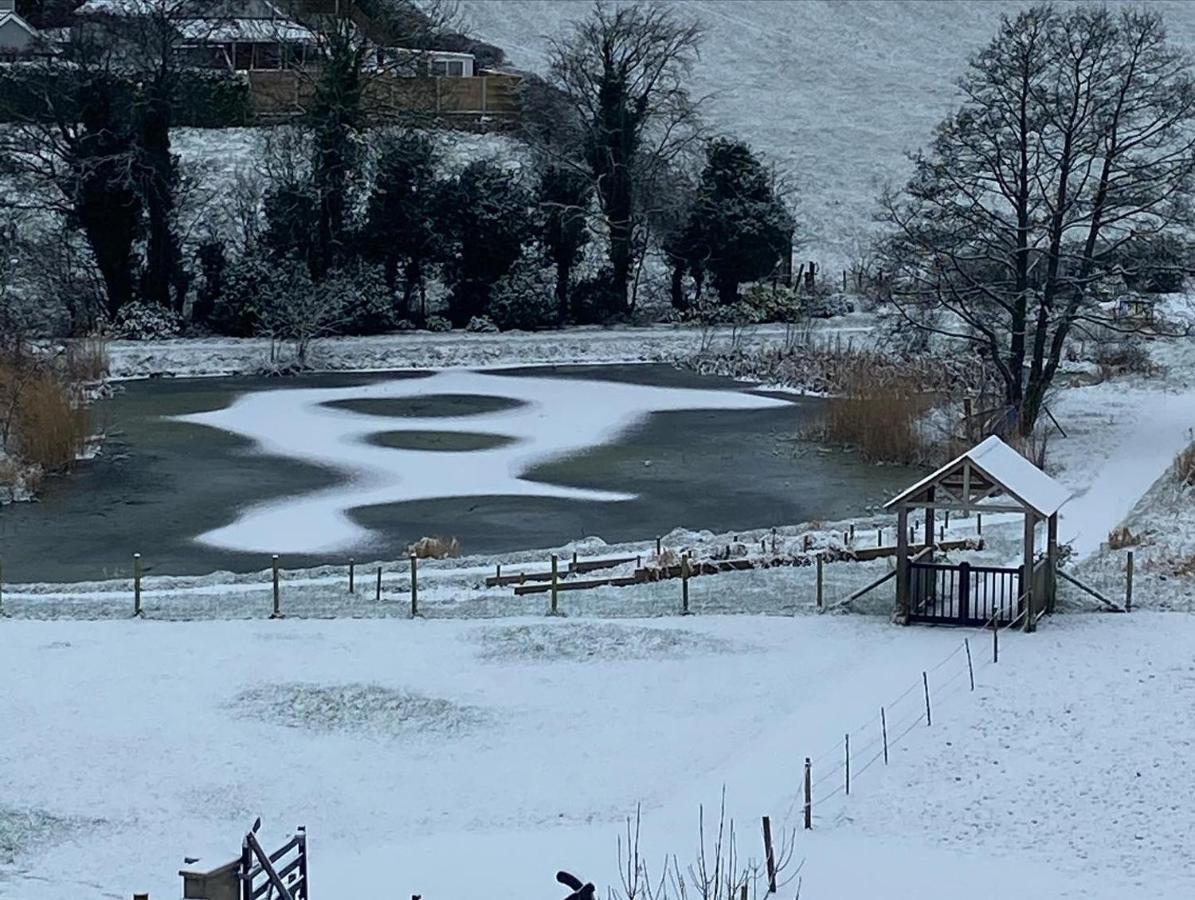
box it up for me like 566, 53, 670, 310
908, 561, 1023, 626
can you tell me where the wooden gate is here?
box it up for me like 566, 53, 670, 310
908, 561, 1023, 626
242, 824, 309, 900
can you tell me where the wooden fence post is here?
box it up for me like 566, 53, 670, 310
133, 553, 143, 617
849, 523, 855, 544
965, 638, 974, 691
549, 554, 559, 615
681, 553, 691, 614
1126, 550, 1134, 612
271, 555, 281, 618
977, 513, 983, 536
348, 558, 355, 594
844, 733, 850, 796
656, 536, 662, 555
816, 556, 824, 611
922, 671, 932, 726
761, 817, 777, 894
803, 757, 812, 829
410, 554, 418, 617
881, 707, 888, 765
877, 528, 882, 547
992, 615, 999, 663
133, 893, 149, 900
771, 527, 777, 555
375, 566, 382, 602
0, 557, 4, 617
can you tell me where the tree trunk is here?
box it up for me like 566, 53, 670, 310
140, 89, 179, 311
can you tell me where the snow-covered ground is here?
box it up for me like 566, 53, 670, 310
102, 320, 873, 380
2, 611, 1192, 900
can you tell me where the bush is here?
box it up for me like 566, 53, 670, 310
488, 257, 557, 330
324, 263, 397, 335
1117, 234, 1188, 294
466, 315, 499, 333
570, 269, 622, 325
1094, 338, 1153, 377
744, 283, 803, 322
425, 315, 452, 332
1175, 439, 1195, 487
108, 302, 182, 340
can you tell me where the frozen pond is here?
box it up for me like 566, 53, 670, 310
0, 365, 921, 581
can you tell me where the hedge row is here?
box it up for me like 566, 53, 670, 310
0, 64, 252, 127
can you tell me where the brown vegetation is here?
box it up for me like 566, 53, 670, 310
814, 362, 933, 464
0, 346, 95, 475
1107, 526, 1144, 550
407, 536, 462, 559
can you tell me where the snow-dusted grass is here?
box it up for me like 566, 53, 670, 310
1, 612, 1192, 899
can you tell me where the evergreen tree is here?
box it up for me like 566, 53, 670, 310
364, 131, 446, 322
535, 165, 591, 321
439, 160, 535, 326
686, 139, 793, 305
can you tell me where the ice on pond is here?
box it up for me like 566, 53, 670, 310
175, 370, 788, 554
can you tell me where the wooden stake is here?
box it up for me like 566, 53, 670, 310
133, 553, 143, 617
410, 554, 418, 617
965, 638, 974, 691
844, 733, 850, 796
977, 513, 983, 536
881, 707, 888, 765
375, 566, 382, 602
348, 558, 355, 594
549, 554, 559, 615
944, 509, 950, 528
922, 671, 931, 726
0, 558, 4, 617
816, 555, 824, 611
740, 885, 748, 900
877, 528, 882, 547
771, 526, 777, 555
271, 555, 281, 618
803, 757, 812, 829
656, 536, 662, 555
993, 614, 999, 663
496, 563, 502, 580
681, 553, 691, 615
133, 894, 149, 900
849, 523, 855, 543
1126, 550, 1134, 612
761, 816, 777, 893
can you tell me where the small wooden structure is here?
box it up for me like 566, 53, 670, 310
885, 436, 1071, 631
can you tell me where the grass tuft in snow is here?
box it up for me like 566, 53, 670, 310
474, 621, 740, 663
230, 682, 484, 736
0, 806, 99, 866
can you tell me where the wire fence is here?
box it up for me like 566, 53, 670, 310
779, 610, 1027, 831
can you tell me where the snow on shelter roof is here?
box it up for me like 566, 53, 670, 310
884, 435, 1071, 517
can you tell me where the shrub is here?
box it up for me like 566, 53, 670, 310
1117, 234, 1188, 294
407, 536, 462, 559
466, 315, 499, 333
488, 257, 557, 330
570, 269, 623, 325
108, 302, 182, 340
425, 315, 452, 332
62, 339, 109, 384
1094, 338, 1153, 377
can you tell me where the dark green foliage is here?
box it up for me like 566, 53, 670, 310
0, 67, 251, 128
212, 252, 276, 337
1116, 234, 1189, 294
262, 182, 321, 274
439, 160, 535, 326
193, 238, 227, 325
569, 268, 623, 325
536, 165, 591, 320
489, 257, 557, 330
683, 139, 793, 305
364, 130, 446, 321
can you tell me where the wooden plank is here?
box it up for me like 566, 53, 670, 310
485, 570, 554, 588
513, 575, 642, 596
569, 555, 640, 574
1056, 568, 1125, 612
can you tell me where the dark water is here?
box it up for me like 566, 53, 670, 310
0, 365, 920, 582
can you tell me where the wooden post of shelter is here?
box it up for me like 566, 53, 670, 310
1022, 512, 1037, 633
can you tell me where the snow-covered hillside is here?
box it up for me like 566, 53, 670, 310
457, 0, 1195, 271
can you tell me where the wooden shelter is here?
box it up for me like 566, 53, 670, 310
884, 436, 1071, 631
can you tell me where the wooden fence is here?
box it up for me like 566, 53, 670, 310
247, 71, 522, 121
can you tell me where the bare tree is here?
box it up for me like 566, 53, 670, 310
879, 4, 1195, 436
546, 1, 704, 313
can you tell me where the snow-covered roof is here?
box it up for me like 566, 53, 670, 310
885, 435, 1071, 517
0, 10, 37, 37
177, 17, 316, 43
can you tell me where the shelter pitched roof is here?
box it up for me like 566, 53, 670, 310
884, 435, 1071, 517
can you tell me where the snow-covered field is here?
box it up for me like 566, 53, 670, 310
2, 611, 1192, 900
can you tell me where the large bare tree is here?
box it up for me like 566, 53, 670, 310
879, 4, 1195, 436
546, 1, 703, 313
